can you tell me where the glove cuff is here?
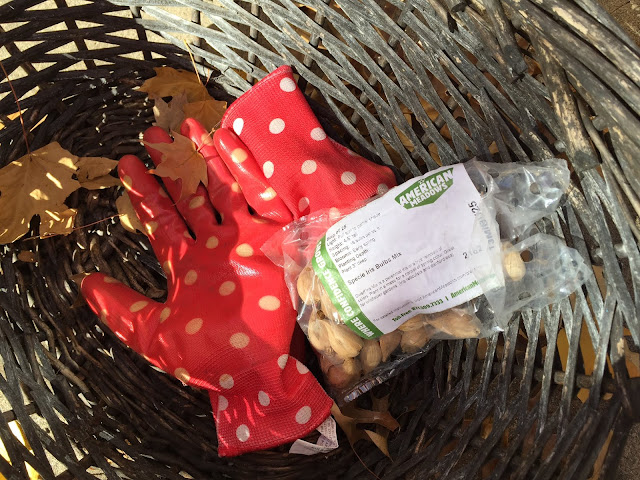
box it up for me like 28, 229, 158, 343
210, 354, 333, 457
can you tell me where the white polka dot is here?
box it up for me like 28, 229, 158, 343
206, 236, 219, 249
233, 118, 244, 135
280, 77, 296, 92
298, 197, 309, 212
259, 295, 281, 311
100, 309, 108, 323
189, 196, 205, 209
185, 317, 203, 334
261, 187, 277, 201
230, 332, 250, 349
310, 127, 326, 141
159, 307, 171, 322
231, 182, 241, 193
174, 368, 190, 383
236, 243, 253, 257
258, 391, 270, 406
219, 281, 236, 296
184, 270, 197, 285
219, 374, 234, 389
129, 301, 148, 313
295, 406, 312, 424
341, 171, 356, 185
277, 354, 289, 369
377, 183, 389, 195
329, 207, 341, 220
347, 149, 358, 156
236, 424, 250, 442
269, 118, 285, 134
296, 360, 309, 374
218, 395, 228, 412
231, 148, 248, 163
162, 260, 172, 274
263, 161, 274, 179
158, 187, 168, 197
301, 160, 317, 174
200, 132, 214, 146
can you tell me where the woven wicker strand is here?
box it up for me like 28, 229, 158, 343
1, 0, 639, 478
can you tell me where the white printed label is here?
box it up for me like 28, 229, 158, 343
312, 163, 499, 338
289, 416, 339, 455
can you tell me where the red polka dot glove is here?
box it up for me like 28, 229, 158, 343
81, 120, 333, 457
218, 65, 397, 217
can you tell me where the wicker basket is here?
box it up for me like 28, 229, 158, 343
1, 0, 639, 478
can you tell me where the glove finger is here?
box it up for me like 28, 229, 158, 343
213, 127, 292, 223
81, 272, 162, 356
180, 118, 251, 224
219, 66, 397, 217
143, 126, 220, 236
119, 155, 193, 264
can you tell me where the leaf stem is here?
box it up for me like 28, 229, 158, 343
0, 59, 30, 154
183, 40, 202, 85
18, 214, 123, 242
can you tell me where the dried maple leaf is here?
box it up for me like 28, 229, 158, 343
139, 67, 210, 103
363, 430, 392, 459
144, 132, 208, 199
75, 156, 120, 190
331, 403, 365, 446
183, 99, 227, 132
341, 403, 400, 431
17, 250, 36, 262
42, 208, 78, 237
0, 142, 81, 243
153, 92, 188, 131
116, 193, 145, 234
330, 401, 399, 458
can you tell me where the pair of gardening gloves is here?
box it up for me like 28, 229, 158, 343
81, 66, 396, 456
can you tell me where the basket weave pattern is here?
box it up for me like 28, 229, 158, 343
0, 0, 639, 478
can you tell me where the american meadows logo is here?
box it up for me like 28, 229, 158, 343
395, 168, 454, 209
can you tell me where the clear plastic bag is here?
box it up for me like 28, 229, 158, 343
263, 158, 591, 403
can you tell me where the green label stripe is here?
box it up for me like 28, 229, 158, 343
394, 167, 454, 209
311, 235, 383, 339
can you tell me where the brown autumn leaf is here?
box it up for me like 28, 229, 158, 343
17, 250, 36, 262
371, 393, 394, 457
330, 400, 399, 458
153, 92, 188, 131
69, 272, 91, 287
139, 67, 210, 103
0, 142, 81, 243
330, 403, 366, 446
589, 430, 614, 480
341, 403, 400, 432
183, 98, 227, 132
41, 208, 78, 237
116, 193, 145, 235
145, 132, 208, 199
75, 156, 120, 190
364, 430, 392, 459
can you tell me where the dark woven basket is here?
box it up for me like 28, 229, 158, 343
1, 0, 639, 478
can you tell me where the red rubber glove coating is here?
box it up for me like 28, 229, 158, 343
218, 65, 397, 217
81, 119, 332, 457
